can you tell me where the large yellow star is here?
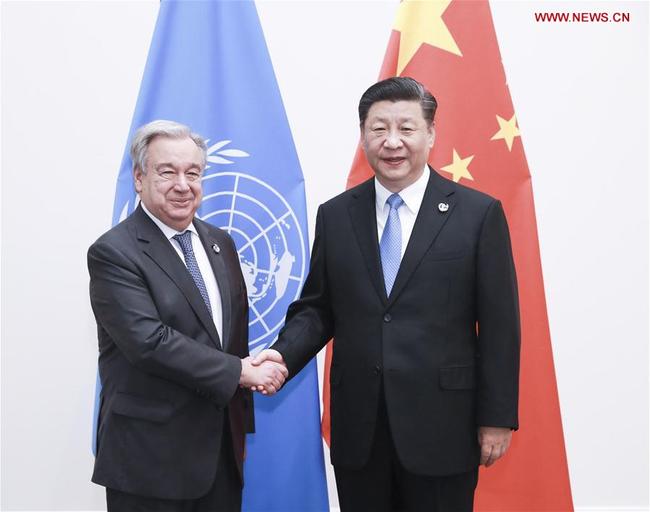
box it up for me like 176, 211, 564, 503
394, 0, 462, 76
490, 114, 520, 151
441, 149, 474, 183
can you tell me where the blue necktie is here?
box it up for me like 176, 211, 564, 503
379, 193, 404, 296
173, 231, 212, 316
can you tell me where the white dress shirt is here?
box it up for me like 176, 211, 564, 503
141, 203, 224, 342
375, 166, 430, 261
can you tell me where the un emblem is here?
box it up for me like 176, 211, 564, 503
200, 170, 307, 355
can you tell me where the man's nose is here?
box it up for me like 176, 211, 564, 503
173, 174, 191, 191
383, 130, 403, 149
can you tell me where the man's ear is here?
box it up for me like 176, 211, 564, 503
134, 168, 143, 193
428, 125, 436, 149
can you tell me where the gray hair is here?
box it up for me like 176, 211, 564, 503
129, 119, 208, 174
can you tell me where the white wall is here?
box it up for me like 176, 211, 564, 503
1, 1, 648, 510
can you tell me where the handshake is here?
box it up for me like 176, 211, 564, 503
239, 349, 288, 395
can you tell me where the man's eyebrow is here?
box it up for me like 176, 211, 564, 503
154, 162, 202, 170
368, 116, 418, 123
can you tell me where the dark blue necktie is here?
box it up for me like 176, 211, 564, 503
379, 193, 404, 295
173, 231, 212, 316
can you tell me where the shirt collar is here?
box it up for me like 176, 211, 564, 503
140, 201, 198, 240
375, 166, 430, 215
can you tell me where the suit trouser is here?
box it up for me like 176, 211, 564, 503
106, 415, 241, 512
334, 391, 478, 512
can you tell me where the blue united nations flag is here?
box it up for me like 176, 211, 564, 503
95, 1, 329, 510
200, 169, 307, 355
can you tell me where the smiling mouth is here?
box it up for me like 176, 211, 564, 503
382, 157, 406, 165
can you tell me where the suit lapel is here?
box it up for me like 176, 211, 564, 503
348, 179, 388, 305
387, 169, 456, 308
195, 220, 232, 352
133, 207, 223, 349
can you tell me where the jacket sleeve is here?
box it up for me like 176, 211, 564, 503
475, 200, 521, 429
273, 205, 334, 378
88, 239, 241, 407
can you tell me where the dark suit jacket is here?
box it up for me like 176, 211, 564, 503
273, 168, 520, 477
88, 205, 253, 500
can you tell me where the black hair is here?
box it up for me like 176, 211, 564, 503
358, 77, 437, 127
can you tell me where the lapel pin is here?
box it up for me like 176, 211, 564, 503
438, 202, 449, 213
212, 243, 220, 254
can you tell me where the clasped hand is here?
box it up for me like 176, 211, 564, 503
239, 349, 288, 395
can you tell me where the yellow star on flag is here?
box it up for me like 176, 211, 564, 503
394, 0, 462, 76
441, 149, 474, 183
490, 114, 520, 151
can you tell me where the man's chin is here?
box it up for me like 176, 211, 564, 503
377, 168, 408, 182
165, 209, 196, 226
378, 163, 411, 179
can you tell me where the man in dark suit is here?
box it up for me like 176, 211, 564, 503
88, 120, 287, 511
254, 77, 520, 511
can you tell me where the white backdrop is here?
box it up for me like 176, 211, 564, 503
1, 1, 648, 511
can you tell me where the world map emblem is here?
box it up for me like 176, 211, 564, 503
199, 141, 307, 355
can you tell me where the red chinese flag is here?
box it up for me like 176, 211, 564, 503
321, 1, 573, 509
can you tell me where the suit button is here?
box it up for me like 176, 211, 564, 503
383, 313, 392, 322
373, 365, 382, 375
